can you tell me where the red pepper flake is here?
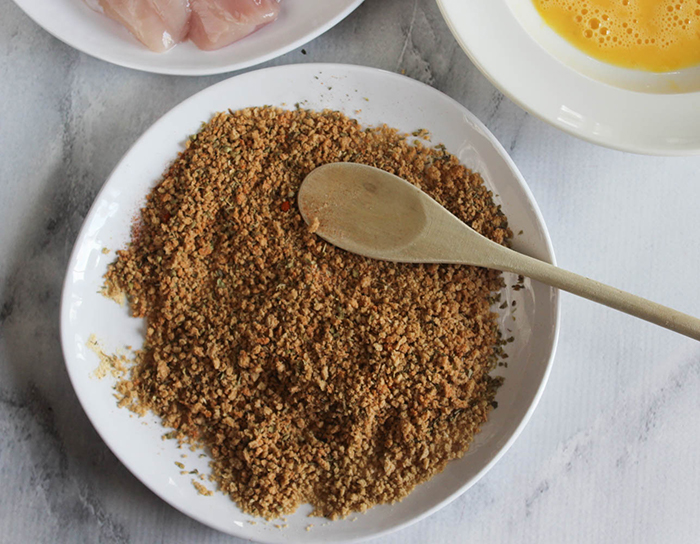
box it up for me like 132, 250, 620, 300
280, 201, 291, 212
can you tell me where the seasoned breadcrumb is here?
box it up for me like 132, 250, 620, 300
104, 107, 511, 520
192, 480, 213, 497
86, 334, 127, 379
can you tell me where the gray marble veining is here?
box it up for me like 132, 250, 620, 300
2, 0, 700, 542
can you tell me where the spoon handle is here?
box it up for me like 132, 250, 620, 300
491, 248, 700, 341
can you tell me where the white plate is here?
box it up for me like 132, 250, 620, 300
436, 0, 700, 156
60, 63, 560, 543
12, 0, 363, 75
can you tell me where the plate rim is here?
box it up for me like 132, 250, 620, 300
59, 62, 561, 542
436, 0, 700, 156
11, 0, 365, 76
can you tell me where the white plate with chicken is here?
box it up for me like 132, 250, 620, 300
12, 0, 365, 75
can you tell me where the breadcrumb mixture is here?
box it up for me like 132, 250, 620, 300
104, 107, 511, 519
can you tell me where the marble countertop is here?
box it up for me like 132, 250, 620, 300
2, 0, 700, 542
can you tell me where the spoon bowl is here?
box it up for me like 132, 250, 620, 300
299, 163, 428, 257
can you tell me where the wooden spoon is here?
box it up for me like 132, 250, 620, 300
298, 162, 700, 341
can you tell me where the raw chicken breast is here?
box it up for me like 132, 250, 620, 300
96, 0, 191, 52
189, 0, 281, 51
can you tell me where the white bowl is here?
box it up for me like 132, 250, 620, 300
436, 0, 700, 155
11, 0, 363, 75
60, 63, 560, 543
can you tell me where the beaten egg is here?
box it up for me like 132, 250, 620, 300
532, 0, 700, 72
